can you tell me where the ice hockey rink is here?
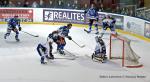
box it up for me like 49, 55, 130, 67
0, 24, 150, 82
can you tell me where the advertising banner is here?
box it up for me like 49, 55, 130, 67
111, 15, 124, 30
124, 16, 145, 36
0, 9, 33, 22
43, 9, 124, 29
43, 9, 85, 24
144, 22, 150, 38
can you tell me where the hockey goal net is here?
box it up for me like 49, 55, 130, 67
109, 34, 143, 68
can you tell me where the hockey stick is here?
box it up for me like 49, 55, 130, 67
64, 49, 79, 59
54, 57, 76, 60
21, 31, 39, 37
71, 39, 85, 48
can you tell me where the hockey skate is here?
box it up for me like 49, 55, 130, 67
16, 38, 20, 42
41, 57, 47, 64
95, 31, 99, 34
4, 35, 7, 39
46, 54, 54, 60
91, 53, 105, 63
84, 29, 91, 33
15, 35, 20, 42
41, 61, 47, 64
58, 49, 65, 55
4, 34, 9, 39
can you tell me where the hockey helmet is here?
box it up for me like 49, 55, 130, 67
67, 23, 72, 29
95, 36, 103, 43
67, 23, 72, 26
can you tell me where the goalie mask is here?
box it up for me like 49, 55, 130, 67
95, 36, 104, 45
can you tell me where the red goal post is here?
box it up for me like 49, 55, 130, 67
109, 34, 143, 68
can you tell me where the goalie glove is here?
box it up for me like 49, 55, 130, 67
67, 36, 72, 40
19, 27, 22, 31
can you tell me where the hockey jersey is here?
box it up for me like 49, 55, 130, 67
8, 18, 20, 28
87, 8, 98, 19
58, 26, 70, 37
95, 41, 106, 55
102, 17, 116, 26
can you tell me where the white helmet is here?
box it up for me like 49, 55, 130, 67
105, 14, 111, 18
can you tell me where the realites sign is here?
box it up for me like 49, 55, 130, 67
43, 9, 85, 24
0, 9, 33, 22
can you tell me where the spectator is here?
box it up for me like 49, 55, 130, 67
48, 0, 54, 8
125, 8, 130, 15
129, 9, 134, 16
140, 11, 145, 18
72, 0, 80, 9
66, 3, 73, 9
99, 4, 104, 12
39, 0, 46, 8
32, 1, 39, 8
23, 1, 30, 7
81, 3, 88, 10
8, 1, 15, 7
115, 6, 121, 14
121, 8, 127, 15
2, 0, 8, 7
137, 0, 144, 8
16, 2, 22, 7
56, 0, 64, 8
0, 1, 2, 7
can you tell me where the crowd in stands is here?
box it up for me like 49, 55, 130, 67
0, 0, 149, 21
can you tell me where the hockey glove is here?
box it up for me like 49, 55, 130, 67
67, 36, 72, 40
19, 27, 22, 31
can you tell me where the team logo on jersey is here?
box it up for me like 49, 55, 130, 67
44, 11, 53, 21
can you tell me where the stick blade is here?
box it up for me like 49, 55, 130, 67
34, 35, 39, 37
80, 45, 85, 48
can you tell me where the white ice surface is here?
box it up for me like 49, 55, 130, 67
0, 24, 150, 82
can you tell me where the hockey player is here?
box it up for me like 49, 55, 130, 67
100, 14, 117, 37
92, 36, 107, 62
37, 43, 49, 64
57, 23, 72, 54
47, 23, 72, 55
47, 30, 59, 59
85, 3, 99, 34
4, 16, 22, 41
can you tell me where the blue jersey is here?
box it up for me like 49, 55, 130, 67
87, 8, 98, 19
58, 26, 70, 37
48, 31, 59, 42
8, 18, 20, 28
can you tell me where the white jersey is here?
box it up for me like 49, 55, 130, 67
102, 18, 113, 26
95, 42, 102, 53
94, 40, 106, 56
